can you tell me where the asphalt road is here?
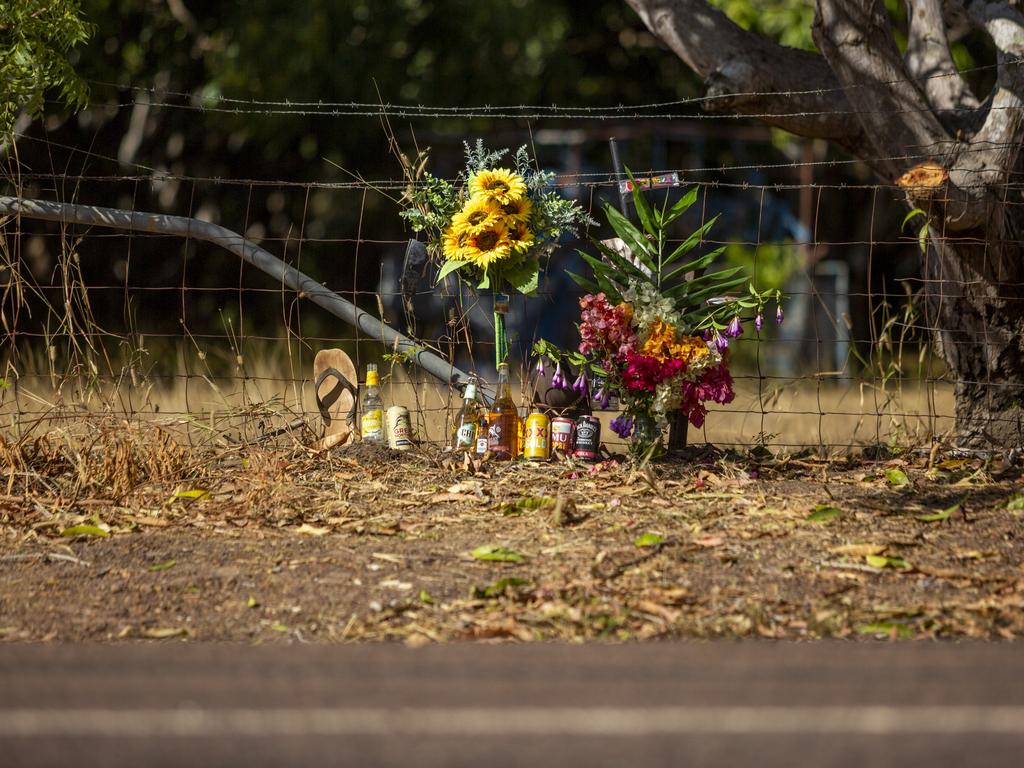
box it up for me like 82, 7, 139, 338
2, 643, 1023, 767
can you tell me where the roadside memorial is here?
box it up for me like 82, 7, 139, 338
534, 175, 782, 460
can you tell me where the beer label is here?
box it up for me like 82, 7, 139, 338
387, 407, 413, 449
361, 409, 383, 439
455, 423, 476, 448
488, 421, 512, 453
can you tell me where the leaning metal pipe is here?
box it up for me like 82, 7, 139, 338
0, 195, 487, 397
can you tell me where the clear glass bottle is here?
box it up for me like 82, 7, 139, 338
360, 363, 385, 443
487, 363, 519, 460
452, 379, 483, 449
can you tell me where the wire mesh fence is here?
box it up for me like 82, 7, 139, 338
3, 99, 1002, 455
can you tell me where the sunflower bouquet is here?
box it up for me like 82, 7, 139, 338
533, 177, 782, 458
401, 141, 592, 297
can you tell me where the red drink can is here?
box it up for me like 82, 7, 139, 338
573, 415, 601, 461
551, 417, 575, 454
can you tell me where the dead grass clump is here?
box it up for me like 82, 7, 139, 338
0, 420, 195, 500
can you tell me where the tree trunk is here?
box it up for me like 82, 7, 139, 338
925, 216, 1024, 448
626, 0, 1024, 451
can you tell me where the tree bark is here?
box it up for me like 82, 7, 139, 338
626, 0, 1024, 448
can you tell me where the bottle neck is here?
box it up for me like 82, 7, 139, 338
463, 383, 477, 402
366, 372, 379, 387
495, 367, 512, 401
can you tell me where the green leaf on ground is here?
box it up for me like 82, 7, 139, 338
246, 596, 259, 608
633, 532, 666, 548
856, 622, 913, 639
806, 504, 841, 523
1007, 495, 1024, 511
866, 554, 911, 570
148, 559, 176, 572
885, 468, 910, 487
141, 627, 188, 639
917, 504, 958, 522
503, 496, 556, 516
473, 577, 529, 598
419, 590, 433, 605
59, 524, 110, 538
471, 545, 525, 563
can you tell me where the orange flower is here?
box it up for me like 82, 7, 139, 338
640, 318, 679, 362
641, 319, 710, 364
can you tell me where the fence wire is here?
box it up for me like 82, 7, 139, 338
3, 100, 1013, 454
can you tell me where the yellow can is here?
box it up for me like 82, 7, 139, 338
523, 411, 550, 461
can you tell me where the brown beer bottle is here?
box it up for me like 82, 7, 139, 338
487, 362, 519, 460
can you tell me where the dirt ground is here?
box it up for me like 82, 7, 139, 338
2, 422, 1023, 644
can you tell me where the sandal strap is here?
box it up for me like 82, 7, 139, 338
315, 367, 358, 426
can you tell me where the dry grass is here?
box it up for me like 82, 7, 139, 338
0, 367, 1019, 644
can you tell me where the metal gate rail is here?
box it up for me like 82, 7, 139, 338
0, 195, 487, 398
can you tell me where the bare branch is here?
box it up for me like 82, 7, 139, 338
905, 0, 980, 122
624, 0, 868, 154
814, 0, 950, 178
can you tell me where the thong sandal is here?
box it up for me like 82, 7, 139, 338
313, 348, 359, 450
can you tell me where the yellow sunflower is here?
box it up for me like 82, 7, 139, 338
506, 220, 535, 254
500, 195, 533, 223
469, 168, 527, 205
462, 220, 512, 268
442, 227, 471, 261
450, 196, 501, 236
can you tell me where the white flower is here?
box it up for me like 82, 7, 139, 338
623, 280, 681, 331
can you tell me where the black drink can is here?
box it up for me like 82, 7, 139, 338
573, 415, 601, 461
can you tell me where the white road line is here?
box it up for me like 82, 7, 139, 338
2, 707, 1024, 737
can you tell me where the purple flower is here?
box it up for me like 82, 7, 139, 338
726, 315, 743, 338
754, 314, 763, 332
776, 304, 784, 325
610, 414, 634, 439
536, 358, 545, 377
573, 371, 589, 396
713, 329, 729, 352
552, 361, 563, 389
600, 387, 612, 409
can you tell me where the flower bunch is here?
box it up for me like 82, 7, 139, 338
400, 141, 592, 296
441, 169, 535, 270
589, 282, 734, 428
533, 170, 783, 459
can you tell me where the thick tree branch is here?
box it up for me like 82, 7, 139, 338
905, 0, 980, 124
814, 0, 950, 178
937, 1, 1024, 229
624, 0, 868, 154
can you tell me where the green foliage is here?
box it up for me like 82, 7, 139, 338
0, 0, 94, 138
708, 0, 816, 51
569, 171, 777, 334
